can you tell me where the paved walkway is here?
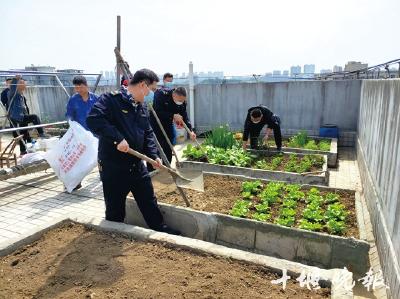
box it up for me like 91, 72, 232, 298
0, 145, 387, 298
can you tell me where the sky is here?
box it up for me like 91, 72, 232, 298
0, 0, 399, 76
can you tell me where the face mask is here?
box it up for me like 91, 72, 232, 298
164, 81, 173, 88
174, 100, 184, 106
144, 90, 154, 103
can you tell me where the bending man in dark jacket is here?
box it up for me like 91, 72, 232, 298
242, 105, 282, 151
150, 86, 196, 165
7, 76, 46, 154
86, 69, 180, 235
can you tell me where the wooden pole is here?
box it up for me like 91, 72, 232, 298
116, 16, 121, 88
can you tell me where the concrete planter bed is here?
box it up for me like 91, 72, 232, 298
251, 136, 338, 168
180, 153, 329, 185
0, 219, 354, 299
128, 174, 369, 276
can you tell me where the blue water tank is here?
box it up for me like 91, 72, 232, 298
319, 124, 339, 138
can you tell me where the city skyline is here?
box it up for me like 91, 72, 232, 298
0, 0, 399, 76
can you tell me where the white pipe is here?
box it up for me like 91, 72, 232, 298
188, 61, 195, 129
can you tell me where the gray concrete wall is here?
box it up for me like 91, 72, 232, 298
0, 85, 114, 122
357, 79, 400, 298
2, 81, 360, 145
193, 80, 361, 135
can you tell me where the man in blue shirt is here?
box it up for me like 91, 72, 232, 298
66, 75, 98, 130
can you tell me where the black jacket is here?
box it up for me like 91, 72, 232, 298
243, 105, 275, 141
150, 87, 192, 139
1, 88, 9, 109
86, 91, 158, 166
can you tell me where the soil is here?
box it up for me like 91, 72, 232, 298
157, 175, 359, 238
0, 223, 330, 299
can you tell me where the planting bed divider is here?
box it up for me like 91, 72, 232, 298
251, 136, 338, 168
127, 173, 369, 276
180, 153, 330, 185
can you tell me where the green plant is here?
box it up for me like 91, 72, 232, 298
255, 159, 272, 170
325, 219, 346, 235
242, 180, 263, 194
276, 216, 295, 227
304, 140, 319, 150
270, 155, 283, 169
318, 140, 331, 151
282, 198, 297, 208
308, 187, 320, 196
252, 212, 271, 222
183, 144, 207, 160
284, 184, 301, 193
230, 200, 252, 218
255, 202, 269, 213
325, 192, 340, 204
259, 188, 280, 204
325, 203, 347, 221
280, 208, 296, 218
205, 125, 237, 149
302, 206, 324, 222
288, 131, 308, 148
298, 219, 323, 231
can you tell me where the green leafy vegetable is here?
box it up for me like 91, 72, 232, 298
230, 200, 252, 218
252, 212, 271, 222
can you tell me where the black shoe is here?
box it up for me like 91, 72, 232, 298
157, 224, 181, 236
73, 183, 82, 191
277, 148, 282, 153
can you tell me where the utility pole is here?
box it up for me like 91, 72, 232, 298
116, 15, 121, 88
188, 61, 195, 130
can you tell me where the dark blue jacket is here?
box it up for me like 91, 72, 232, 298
86, 91, 159, 166
1, 88, 9, 109
7, 78, 29, 122
150, 87, 192, 139
243, 105, 275, 141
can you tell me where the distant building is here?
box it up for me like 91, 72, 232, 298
333, 65, 343, 72
290, 65, 301, 76
303, 64, 315, 74
320, 69, 333, 74
23, 65, 56, 85
282, 70, 289, 77
272, 70, 281, 76
344, 61, 368, 72
57, 69, 85, 86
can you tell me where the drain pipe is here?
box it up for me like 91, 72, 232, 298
188, 61, 195, 130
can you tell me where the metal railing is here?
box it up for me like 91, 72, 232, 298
0, 70, 103, 96
314, 58, 400, 80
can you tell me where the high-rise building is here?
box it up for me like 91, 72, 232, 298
303, 64, 315, 74
344, 61, 368, 72
290, 65, 301, 76
282, 70, 289, 77
272, 70, 281, 76
333, 65, 343, 72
